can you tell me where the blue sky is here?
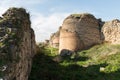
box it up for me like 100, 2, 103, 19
0, 0, 120, 42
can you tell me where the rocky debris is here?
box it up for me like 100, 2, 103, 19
0, 8, 36, 80
60, 49, 74, 57
59, 13, 102, 54
102, 19, 120, 44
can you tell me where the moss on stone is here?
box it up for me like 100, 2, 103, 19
71, 13, 95, 19
71, 14, 82, 18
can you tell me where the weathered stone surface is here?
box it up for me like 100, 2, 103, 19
49, 28, 60, 48
102, 19, 120, 44
0, 8, 36, 80
59, 13, 102, 53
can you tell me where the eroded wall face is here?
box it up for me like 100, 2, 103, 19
0, 8, 36, 80
59, 14, 102, 53
59, 29, 83, 53
50, 30, 60, 48
102, 19, 120, 44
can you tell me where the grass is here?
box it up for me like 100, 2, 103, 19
71, 13, 95, 19
78, 43, 120, 73
29, 43, 120, 80
71, 14, 82, 18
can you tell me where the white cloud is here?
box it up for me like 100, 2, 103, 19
31, 12, 69, 42
0, 0, 46, 15
0, 0, 70, 42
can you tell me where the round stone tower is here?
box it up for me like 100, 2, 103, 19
59, 13, 102, 54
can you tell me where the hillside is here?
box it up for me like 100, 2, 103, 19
29, 43, 120, 80
1, 7, 120, 80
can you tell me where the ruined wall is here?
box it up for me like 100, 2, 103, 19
59, 29, 82, 53
102, 19, 120, 44
59, 13, 102, 53
50, 29, 60, 48
49, 13, 120, 54
0, 8, 36, 80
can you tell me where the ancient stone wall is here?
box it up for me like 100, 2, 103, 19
0, 8, 36, 80
49, 29, 60, 48
59, 28, 83, 53
59, 13, 102, 53
102, 19, 120, 44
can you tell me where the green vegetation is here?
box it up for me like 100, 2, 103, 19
78, 44, 120, 73
29, 43, 120, 80
71, 13, 95, 19
71, 14, 82, 18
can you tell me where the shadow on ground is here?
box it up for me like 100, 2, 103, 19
28, 52, 120, 80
